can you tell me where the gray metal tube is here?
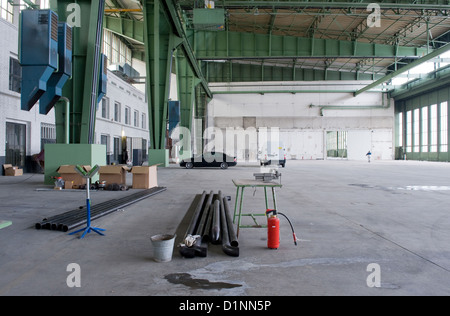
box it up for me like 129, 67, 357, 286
197, 191, 214, 237
220, 195, 239, 257
223, 196, 239, 248
211, 199, 221, 244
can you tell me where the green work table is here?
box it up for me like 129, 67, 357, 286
232, 179, 282, 237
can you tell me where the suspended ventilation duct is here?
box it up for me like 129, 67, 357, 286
107, 63, 140, 84
20, 9, 59, 111
97, 54, 108, 105
39, 22, 73, 114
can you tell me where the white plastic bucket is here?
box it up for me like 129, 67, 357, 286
150, 234, 176, 262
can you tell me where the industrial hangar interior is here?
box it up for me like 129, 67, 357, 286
1, 0, 450, 298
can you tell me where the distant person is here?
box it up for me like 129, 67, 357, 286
33, 149, 45, 172
366, 150, 372, 163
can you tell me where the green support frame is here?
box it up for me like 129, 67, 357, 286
50, 0, 105, 145
177, 51, 201, 132
143, 0, 172, 152
190, 30, 428, 61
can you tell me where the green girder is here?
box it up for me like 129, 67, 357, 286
50, 0, 105, 144
191, 30, 428, 60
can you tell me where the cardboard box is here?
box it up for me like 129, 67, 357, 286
3, 164, 23, 176
57, 165, 92, 186
99, 165, 130, 185
131, 165, 158, 189
64, 181, 74, 190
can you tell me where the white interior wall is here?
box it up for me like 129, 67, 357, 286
0, 11, 56, 159
208, 81, 395, 161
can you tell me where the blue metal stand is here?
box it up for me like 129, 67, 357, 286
69, 199, 105, 239
68, 169, 105, 239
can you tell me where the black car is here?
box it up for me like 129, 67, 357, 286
180, 152, 237, 169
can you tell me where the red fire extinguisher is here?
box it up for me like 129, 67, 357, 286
266, 209, 298, 249
266, 209, 280, 249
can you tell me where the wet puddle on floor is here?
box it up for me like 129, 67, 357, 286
165, 273, 242, 290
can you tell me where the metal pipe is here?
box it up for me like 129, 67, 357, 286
212, 89, 380, 95
203, 202, 214, 242
180, 193, 208, 258
354, 43, 450, 96
220, 195, 239, 257
197, 191, 214, 238
36, 187, 167, 231
179, 192, 207, 258
63, 188, 168, 231
223, 196, 239, 248
46, 188, 155, 227
211, 199, 221, 244
185, 191, 207, 239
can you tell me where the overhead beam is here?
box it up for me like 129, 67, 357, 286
104, 9, 212, 99
105, 9, 142, 13
104, 15, 145, 44
179, 1, 450, 10
191, 30, 428, 60
161, 0, 212, 98
354, 43, 450, 96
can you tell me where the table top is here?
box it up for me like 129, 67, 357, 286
232, 179, 282, 188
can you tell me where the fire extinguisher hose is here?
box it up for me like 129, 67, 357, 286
278, 212, 298, 246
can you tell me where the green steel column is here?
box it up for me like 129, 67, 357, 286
50, 0, 104, 144
177, 51, 201, 132
143, 1, 176, 151
80, 0, 105, 144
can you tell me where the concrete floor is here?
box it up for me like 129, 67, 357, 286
1, 159, 450, 296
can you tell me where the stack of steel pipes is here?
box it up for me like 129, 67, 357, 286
35, 186, 167, 232
179, 190, 239, 258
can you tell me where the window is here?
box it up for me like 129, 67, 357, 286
413, 109, 420, 153
114, 102, 121, 122
142, 113, 147, 130
134, 110, 139, 127
125, 106, 131, 125
112, 35, 119, 64
100, 134, 110, 154
440, 101, 448, 152
9, 58, 21, 93
1, 0, 13, 23
5, 122, 26, 167
41, 123, 56, 150
397, 113, 403, 147
326, 131, 347, 158
421, 106, 428, 153
103, 30, 112, 67
101, 98, 109, 119
20, 0, 49, 10
430, 104, 438, 152
406, 111, 412, 152
102, 29, 132, 66
113, 137, 121, 162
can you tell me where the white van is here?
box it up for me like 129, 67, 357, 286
259, 141, 286, 168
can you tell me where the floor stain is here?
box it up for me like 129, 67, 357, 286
165, 273, 242, 290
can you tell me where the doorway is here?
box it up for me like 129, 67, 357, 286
326, 131, 348, 158
5, 122, 26, 167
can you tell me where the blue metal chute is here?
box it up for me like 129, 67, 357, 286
20, 9, 58, 111
168, 101, 181, 134
39, 22, 73, 115
97, 54, 107, 106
